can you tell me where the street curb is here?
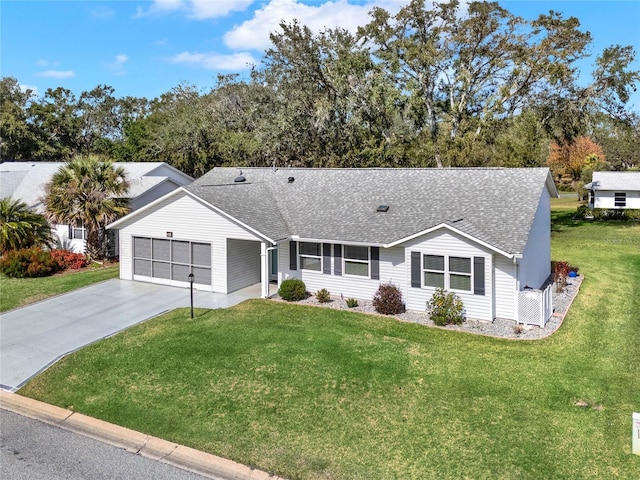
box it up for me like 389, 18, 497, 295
0, 391, 285, 480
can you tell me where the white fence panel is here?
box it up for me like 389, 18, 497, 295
517, 284, 553, 327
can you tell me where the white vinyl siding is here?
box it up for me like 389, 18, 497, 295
519, 187, 551, 291
592, 190, 640, 209
227, 239, 261, 293
403, 229, 493, 321
117, 191, 262, 293
281, 242, 405, 300
494, 255, 517, 320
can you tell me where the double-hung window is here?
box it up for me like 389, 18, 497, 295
614, 192, 626, 208
344, 245, 369, 277
299, 242, 322, 271
423, 254, 472, 292
70, 221, 86, 240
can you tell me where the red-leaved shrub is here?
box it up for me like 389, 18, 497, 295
0, 247, 60, 278
372, 283, 405, 315
50, 249, 89, 270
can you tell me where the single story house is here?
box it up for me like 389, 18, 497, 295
585, 171, 640, 210
0, 161, 193, 254
108, 167, 558, 322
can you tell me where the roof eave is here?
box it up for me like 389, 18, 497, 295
385, 223, 515, 258
108, 187, 277, 244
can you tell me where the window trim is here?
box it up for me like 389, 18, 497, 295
70, 221, 86, 240
422, 253, 473, 293
342, 245, 370, 278
298, 241, 323, 272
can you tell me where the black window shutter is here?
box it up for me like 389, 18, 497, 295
334, 244, 342, 276
289, 241, 297, 270
411, 251, 421, 288
323, 243, 331, 274
371, 247, 380, 280
474, 256, 485, 295
68, 224, 73, 239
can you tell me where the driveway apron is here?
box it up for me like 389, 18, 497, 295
0, 279, 264, 392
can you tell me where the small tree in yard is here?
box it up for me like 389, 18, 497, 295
427, 288, 465, 326
42, 155, 130, 259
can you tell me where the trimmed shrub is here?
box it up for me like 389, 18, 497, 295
315, 288, 331, 303
278, 278, 307, 301
0, 247, 60, 278
574, 205, 592, 219
50, 249, 89, 270
346, 298, 358, 308
427, 288, 465, 326
372, 283, 404, 315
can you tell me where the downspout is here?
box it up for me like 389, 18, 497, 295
514, 257, 520, 323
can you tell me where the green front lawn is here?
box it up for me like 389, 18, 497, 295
19, 207, 640, 479
0, 265, 119, 312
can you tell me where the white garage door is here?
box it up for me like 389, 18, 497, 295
132, 237, 212, 286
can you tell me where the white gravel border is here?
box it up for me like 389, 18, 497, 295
273, 275, 583, 340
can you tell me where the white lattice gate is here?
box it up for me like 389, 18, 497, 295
517, 284, 553, 327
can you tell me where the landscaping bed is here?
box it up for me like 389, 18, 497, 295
276, 275, 583, 340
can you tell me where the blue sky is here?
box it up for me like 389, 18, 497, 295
2, 0, 639, 107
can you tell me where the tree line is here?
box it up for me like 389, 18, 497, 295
2, 0, 639, 178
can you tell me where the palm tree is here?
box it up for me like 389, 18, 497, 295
43, 155, 130, 258
0, 198, 53, 253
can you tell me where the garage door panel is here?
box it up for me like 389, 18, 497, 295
172, 241, 190, 264
172, 263, 190, 281
152, 261, 171, 279
192, 267, 212, 285
134, 237, 151, 258
192, 243, 211, 266
133, 237, 212, 287
152, 239, 171, 261
134, 259, 151, 276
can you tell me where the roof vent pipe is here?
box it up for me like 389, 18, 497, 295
288, 176, 295, 183
234, 170, 246, 183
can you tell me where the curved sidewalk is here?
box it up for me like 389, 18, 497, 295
0, 390, 283, 480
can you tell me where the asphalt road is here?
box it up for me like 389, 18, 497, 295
0, 409, 211, 480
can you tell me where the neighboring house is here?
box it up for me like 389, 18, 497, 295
0, 162, 193, 254
108, 167, 558, 322
585, 171, 640, 210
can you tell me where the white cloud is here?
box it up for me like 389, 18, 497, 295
136, 0, 253, 19
189, 0, 255, 19
168, 51, 257, 70
223, 0, 401, 51
107, 54, 129, 76
36, 70, 75, 79
135, 0, 184, 18
35, 59, 60, 67
19, 83, 39, 97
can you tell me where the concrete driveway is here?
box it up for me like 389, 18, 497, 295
0, 279, 268, 392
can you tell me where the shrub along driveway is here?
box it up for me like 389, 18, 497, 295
0, 279, 264, 392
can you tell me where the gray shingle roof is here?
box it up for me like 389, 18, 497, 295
585, 171, 640, 191
0, 162, 192, 213
187, 167, 556, 255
